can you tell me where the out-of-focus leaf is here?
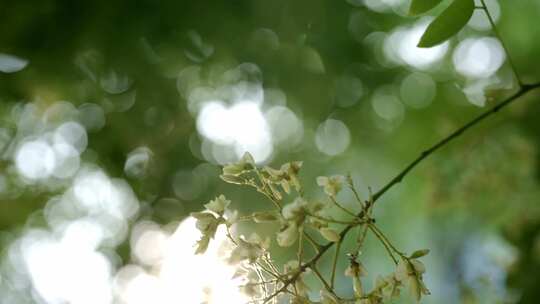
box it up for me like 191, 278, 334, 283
300, 46, 325, 74
417, 0, 475, 48
409, 0, 444, 16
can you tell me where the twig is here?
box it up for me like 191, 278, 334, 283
303, 231, 322, 253
311, 265, 332, 292
347, 173, 365, 208
330, 239, 342, 288
297, 226, 304, 268
307, 212, 364, 225
479, 0, 522, 85
372, 83, 540, 202
368, 225, 398, 265
329, 196, 357, 217
353, 223, 369, 254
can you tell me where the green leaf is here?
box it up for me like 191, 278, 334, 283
408, 0, 444, 16
417, 0, 475, 48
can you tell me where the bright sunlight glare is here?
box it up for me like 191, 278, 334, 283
197, 100, 272, 163
116, 217, 249, 304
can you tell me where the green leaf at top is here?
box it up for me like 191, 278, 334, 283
409, 0, 444, 16
417, 0, 475, 48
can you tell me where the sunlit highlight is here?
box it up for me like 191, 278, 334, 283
115, 218, 249, 304
385, 20, 449, 70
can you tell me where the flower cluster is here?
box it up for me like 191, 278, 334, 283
316, 175, 345, 198
263, 161, 303, 195
190, 153, 430, 303
395, 251, 430, 301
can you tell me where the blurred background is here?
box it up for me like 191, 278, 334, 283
1, 0, 540, 303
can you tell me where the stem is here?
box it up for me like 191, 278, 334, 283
368, 225, 398, 265
261, 254, 285, 286
252, 169, 283, 210
311, 265, 333, 292
263, 224, 356, 303
370, 224, 406, 258
242, 279, 279, 286
255, 266, 269, 298
347, 173, 365, 208
330, 196, 357, 217
297, 226, 304, 268
304, 231, 322, 253
330, 240, 342, 289
256, 262, 283, 282
353, 223, 369, 254
372, 84, 540, 202
307, 212, 364, 225
479, 0, 522, 85
226, 226, 238, 245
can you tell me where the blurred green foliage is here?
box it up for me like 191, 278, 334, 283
1, 0, 540, 303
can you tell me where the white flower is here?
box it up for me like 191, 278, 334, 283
395, 258, 429, 302
319, 227, 341, 242
246, 232, 271, 250
194, 235, 211, 254
345, 261, 368, 278
191, 211, 222, 254
395, 258, 425, 281
228, 233, 269, 264
345, 260, 368, 298
410, 259, 425, 274
204, 194, 231, 215
283, 260, 300, 273
191, 212, 218, 233
263, 161, 303, 193
282, 161, 303, 192
282, 197, 308, 223
263, 165, 286, 181
277, 222, 299, 247
222, 152, 255, 176
381, 274, 401, 300
239, 273, 263, 299
225, 209, 239, 226
308, 217, 328, 229
317, 175, 345, 197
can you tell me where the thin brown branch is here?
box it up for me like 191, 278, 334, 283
479, 0, 522, 85
372, 83, 540, 202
